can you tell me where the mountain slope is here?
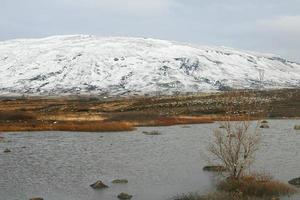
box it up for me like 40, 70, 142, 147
0, 35, 299, 96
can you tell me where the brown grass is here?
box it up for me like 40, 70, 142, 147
217, 174, 297, 198
0, 88, 299, 132
0, 121, 135, 132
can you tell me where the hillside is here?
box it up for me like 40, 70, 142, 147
0, 35, 300, 96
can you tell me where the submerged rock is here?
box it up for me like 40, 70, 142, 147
30, 198, 43, 200
3, 148, 11, 153
288, 177, 300, 186
260, 120, 270, 129
112, 179, 128, 184
203, 165, 226, 172
294, 125, 300, 130
142, 130, 161, 135
260, 123, 270, 129
90, 180, 108, 189
219, 125, 226, 129
117, 192, 133, 200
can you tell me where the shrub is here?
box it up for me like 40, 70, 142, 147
217, 174, 297, 197
208, 120, 261, 179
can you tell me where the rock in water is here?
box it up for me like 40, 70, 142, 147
4, 148, 11, 153
288, 177, 300, 186
203, 165, 226, 172
260, 123, 270, 129
294, 125, 300, 130
117, 193, 133, 200
30, 198, 43, 200
90, 180, 108, 189
112, 179, 128, 184
142, 130, 161, 135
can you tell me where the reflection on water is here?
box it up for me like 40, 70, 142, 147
0, 120, 299, 200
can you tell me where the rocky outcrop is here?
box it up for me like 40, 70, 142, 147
90, 180, 108, 189
288, 177, 300, 186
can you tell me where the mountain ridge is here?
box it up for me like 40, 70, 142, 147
0, 35, 299, 96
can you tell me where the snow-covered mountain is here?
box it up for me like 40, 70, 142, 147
0, 35, 300, 96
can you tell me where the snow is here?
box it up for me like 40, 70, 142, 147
0, 35, 299, 96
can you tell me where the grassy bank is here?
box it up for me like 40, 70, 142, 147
0, 89, 299, 132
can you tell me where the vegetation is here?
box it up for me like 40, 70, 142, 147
0, 89, 299, 132
195, 93, 297, 200
174, 192, 277, 200
217, 174, 296, 197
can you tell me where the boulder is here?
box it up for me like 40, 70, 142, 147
4, 148, 11, 153
117, 193, 133, 200
90, 180, 108, 189
112, 179, 128, 184
203, 165, 226, 172
260, 123, 270, 129
288, 177, 300, 186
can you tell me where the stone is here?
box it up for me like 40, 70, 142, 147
4, 148, 11, 153
30, 198, 43, 200
142, 130, 161, 135
90, 180, 108, 189
117, 192, 133, 200
288, 177, 300, 186
112, 179, 128, 184
203, 165, 226, 172
294, 125, 300, 130
260, 123, 270, 128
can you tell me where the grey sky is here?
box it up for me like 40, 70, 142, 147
1, 0, 300, 61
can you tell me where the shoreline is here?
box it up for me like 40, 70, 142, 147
0, 89, 299, 132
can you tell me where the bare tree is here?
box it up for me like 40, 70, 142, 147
208, 120, 260, 179
207, 91, 262, 180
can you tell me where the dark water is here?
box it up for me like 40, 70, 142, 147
0, 120, 299, 200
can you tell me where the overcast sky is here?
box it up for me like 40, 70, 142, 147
1, 0, 300, 61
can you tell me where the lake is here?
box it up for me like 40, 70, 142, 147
1, 120, 299, 200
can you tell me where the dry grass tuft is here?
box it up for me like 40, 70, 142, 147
217, 174, 297, 198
